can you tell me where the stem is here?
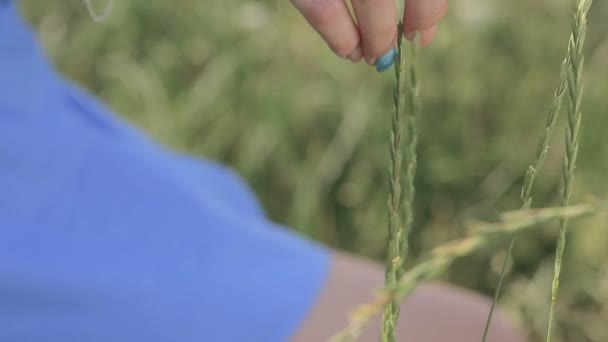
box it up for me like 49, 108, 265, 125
381, 24, 421, 342
330, 203, 599, 342
547, 1, 592, 341
402, 36, 420, 263
482, 59, 569, 342
381, 22, 407, 342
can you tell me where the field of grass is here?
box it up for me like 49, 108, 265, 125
21, 0, 608, 340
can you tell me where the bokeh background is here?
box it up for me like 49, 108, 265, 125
20, 0, 608, 340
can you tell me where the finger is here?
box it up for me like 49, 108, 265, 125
351, 0, 398, 64
403, 0, 448, 38
291, 0, 362, 61
420, 25, 438, 46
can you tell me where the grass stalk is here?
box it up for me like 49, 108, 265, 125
481, 56, 569, 342
546, 0, 593, 340
381, 22, 407, 342
381, 23, 420, 341
330, 203, 600, 342
402, 36, 421, 263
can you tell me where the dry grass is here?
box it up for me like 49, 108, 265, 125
331, 203, 601, 341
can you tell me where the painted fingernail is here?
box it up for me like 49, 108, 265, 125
375, 48, 396, 72
348, 46, 363, 63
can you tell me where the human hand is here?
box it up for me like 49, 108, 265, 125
291, 0, 448, 70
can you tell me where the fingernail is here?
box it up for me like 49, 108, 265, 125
348, 46, 363, 63
375, 48, 396, 73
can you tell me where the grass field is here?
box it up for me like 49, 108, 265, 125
21, 0, 608, 340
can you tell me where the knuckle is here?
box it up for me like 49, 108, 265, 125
330, 40, 358, 58
352, 0, 379, 5
363, 34, 396, 58
367, 34, 396, 57
297, 0, 342, 27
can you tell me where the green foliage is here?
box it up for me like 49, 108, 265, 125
21, 0, 608, 340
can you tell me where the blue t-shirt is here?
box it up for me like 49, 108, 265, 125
0, 3, 329, 341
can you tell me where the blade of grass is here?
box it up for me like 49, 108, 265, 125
381, 24, 421, 342
546, 1, 593, 341
402, 33, 421, 263
481, 55, 569, 342
381, 21, 407, 342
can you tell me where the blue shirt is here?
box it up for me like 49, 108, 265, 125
0, 3, 329, 341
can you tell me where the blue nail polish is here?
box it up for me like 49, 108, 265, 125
375, 48, 396, 72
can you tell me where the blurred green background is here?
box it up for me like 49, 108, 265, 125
21, 0, 607, 340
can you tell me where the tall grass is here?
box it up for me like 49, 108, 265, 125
383, 1, 593, 341
381, 19, 421, 340
482, 41, 569, 342
381, 22, 407, 342
330, 203, 599, 341
547, 0, 593, 340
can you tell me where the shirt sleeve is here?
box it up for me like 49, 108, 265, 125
0, 4, 330, 340
0, 126, 330, 342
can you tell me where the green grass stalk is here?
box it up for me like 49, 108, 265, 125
546, 0, 593, 340
381, 23, 420, 341
402, 35, 421, 263
481, 55, 569, 342
330, 203, 599, 342
381, 22, 407, 342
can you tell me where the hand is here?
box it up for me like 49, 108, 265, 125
291, 0, 448, 64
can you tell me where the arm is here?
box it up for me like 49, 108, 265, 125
294, 252, 527, 342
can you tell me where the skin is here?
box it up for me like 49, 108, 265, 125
293, 252, 528, 341
290, 0, 448, 63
